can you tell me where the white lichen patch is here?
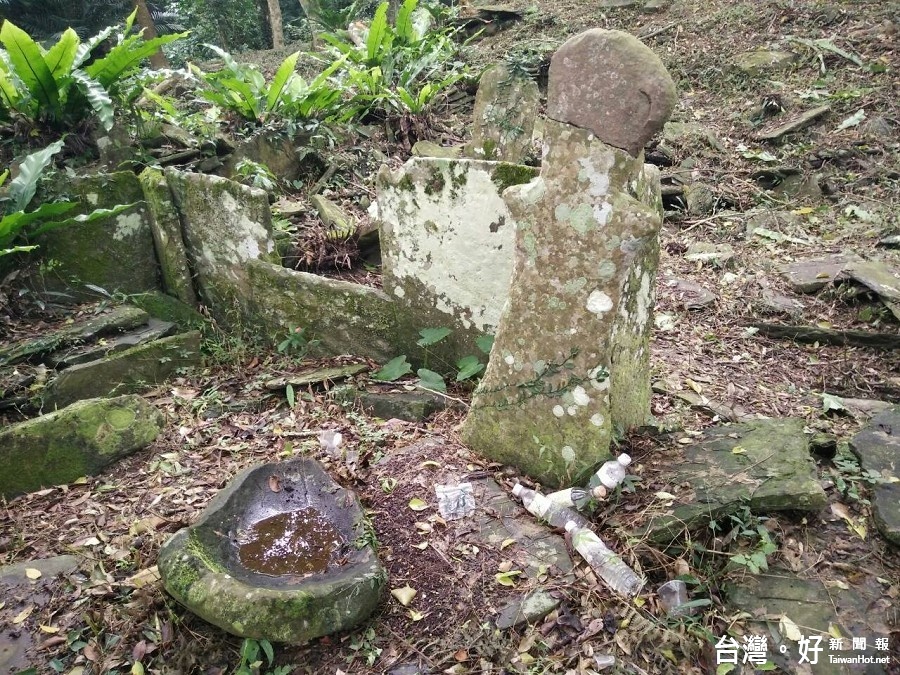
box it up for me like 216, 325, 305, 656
586, 290, 614, 316
572, 386, 590, 406
86, 193, 99, 206
590, 413, 605, 427
561, 446, 576, 464
577, 157, 612, 197
113, 212, 143, 240
567, 406, 577, 416
393, 285, 406, 298
504, 353, 515, 365
635, 270, 652, 327
553, 405, 565, 417
593, 201, 613, 226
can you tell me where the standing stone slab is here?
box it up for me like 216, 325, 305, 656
462, 121, 664, 487
547, 29, 676, 157
33, 172, 161, 299
139, 167, 198, 307
165, 169, 278, 323
377, 158, 537, 362
849, 407, 900, 546
0, 395, 163, 499
465, 64, 540, 163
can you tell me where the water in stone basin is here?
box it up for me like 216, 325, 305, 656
237, 508, 345, 576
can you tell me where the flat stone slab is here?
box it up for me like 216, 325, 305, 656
778, 253, 859, 293
0, 555, 81, 674
42, 330, 202, 410
0, 395, 163, 500
684, 242, 735, 266
639, 419, 827, 542
495, 590, 560, 629
662, 277, 717, 309
157, 457, 386, 643
333, 386, 450, 422
849, 407, 900, 546
756, 104, 831, 141
264, 363, 369, 390
733, 50, 798, 75
727, 570, 892, 674
46, 318, 177, 368
0, 305, 149, 366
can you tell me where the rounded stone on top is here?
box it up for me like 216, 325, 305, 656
547, 29, 677, 157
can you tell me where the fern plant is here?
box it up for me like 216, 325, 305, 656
191, 46, 346, 124
0, 140, 134, 257
0, 9, 187, 132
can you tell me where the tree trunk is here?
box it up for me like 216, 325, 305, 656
257, 0, 285, 49
132, 0, 169, 69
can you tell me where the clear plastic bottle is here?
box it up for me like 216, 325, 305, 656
512, 484, 590, 530
564, 521, 644, 596
546, 487, 593, 512
587, 453, 632, 491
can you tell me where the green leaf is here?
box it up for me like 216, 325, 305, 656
266, 51, 301, 112
0, 21, 59, 111
716, 664, 736, 675
475, 334, 494, 355
366, 2, 390, 64
240, 639, 260, 664
73, 26, 114, 68
494, 570, 522, 586
85, 31, 188, 87
286, 384, 295, 408
6, 140, 64, 213
416, 327, 451, 347
124, 7, 139, 36
395, 0, 418, 44
821, 392, 846, 414
71, 70, 113, 131
372, 355, 412, 381
28, 202, 136, 238
416, 368, 446, 393
455, 355, 484, 381
43, 28, 79, 81
0, 203, 76, 248
259, 639, 275, 666
835, 108, 865, 131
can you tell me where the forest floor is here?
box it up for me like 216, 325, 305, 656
2, 0, 900, 673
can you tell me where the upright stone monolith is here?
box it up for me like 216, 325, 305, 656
461, 29, 676, 487
465, 64, 540, 163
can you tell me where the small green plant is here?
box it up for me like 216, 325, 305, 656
277, 325, 319, 357
191, 46, 346, 125
234, 159, 278, 191
0, 10, 187, 133
234, 638, 292, 675
711, 508, 778, 575
371, 328, 492, 392
345, 626, 382, 667
0, 140, 134, 257
830, 447, 884, 504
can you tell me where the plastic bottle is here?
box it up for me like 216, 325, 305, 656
512, 484, 589, 531
564, 521, 644, 596
546, 487, 593, 512
587, 453, 632, 491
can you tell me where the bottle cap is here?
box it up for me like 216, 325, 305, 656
512, 483, 524, 496
618, 453, 632, 467
564, 520, 578, 533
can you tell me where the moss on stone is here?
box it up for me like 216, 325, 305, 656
126, 292, 208, 333
491, 163, 539, 193
423, 167, 446, 196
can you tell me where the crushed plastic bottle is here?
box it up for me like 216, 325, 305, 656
565, 521, 644, 596
587, 453, 632, 491
512, 484, 590, 530
435, 482, 476, 520
546, 487, 593, 512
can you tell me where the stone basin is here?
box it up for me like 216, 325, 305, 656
157, 457, 386, 643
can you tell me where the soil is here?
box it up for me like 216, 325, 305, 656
2, 0, 900, 673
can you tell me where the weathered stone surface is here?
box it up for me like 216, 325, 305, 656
639, 419, 827, 542
310, 195, 355, 239
246, 259, 397, 361
42, 331, 202, 410
139, 167, 199, 306
778, 253, 859, 293
733, 50, 799, 75
33, 172, 160, 299
496, 590, 560, 629
662, 277, 717, 309
126, 291, 208, 332
745, 210, 804, 238
0, 305, 149, 366
462, 120, 664, 487
0, 395, 163, 499
682, 183, 716, 215
465, 64, 540, 163
727, 571, 891, 675
849, 408, 900, 545
547, 29, 677, 156
264, 364, 369, 390
46, 318, 178, 368
756, 104, 830, 141
157, 457, 386, 643
223, 130, 304, 182
411, 140, 463, 159
377, 158, 538, 363
0, 555, 81, 673
333, 386, 449, 422
684, 242, 735, 266
165, 169, 278, 322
